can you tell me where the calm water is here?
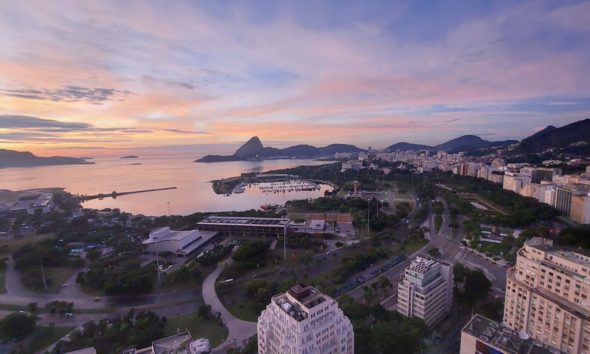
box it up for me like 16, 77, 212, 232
0, 156, 333, 215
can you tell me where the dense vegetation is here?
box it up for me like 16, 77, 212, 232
232, 240, 271, 270
0, 313, 37, 341
339, 296, 428, 353
13, 239, 83, 291
77, 256, 156, 295
453, 264, 492, 307
52, 311, 166, 354
556, 225, 590, 249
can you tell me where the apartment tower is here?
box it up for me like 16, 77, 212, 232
257, 284, 354, 354
396, 256, 453, 326
503, 238, 590, 354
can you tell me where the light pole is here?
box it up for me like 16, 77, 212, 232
283, 224, 288, 261
367, 201, 370, 237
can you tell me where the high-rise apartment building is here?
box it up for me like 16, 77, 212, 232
503, 238, 590, 354
554, 187, 573, 216
257, 284, 354, 354
460, 314, 552, 354
396, 256, 453, 327
571, 193, 590, 224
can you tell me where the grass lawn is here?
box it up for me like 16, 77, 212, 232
0, 233, 55, 256
41, 267, 79, 294
12, 325, 74, 353
225, 301, 260, 322
165, 313, 228, 347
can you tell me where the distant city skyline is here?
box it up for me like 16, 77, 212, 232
1, 0, 590, 156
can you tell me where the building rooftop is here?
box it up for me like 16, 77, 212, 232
526, 238, 590, 266
273, 285, 327, 322
408, 256, 448, 274
198, 215, 290, 227
462, 315, 553, 354
144, 227, 216, 243
152, 332, 193, 354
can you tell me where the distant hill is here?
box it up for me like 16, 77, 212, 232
121, 155, 139, 159
196, 137, 363, 162
0, 149, 93, 168
385, 135, 517, 153
385, 142, 434, 152
436, 135, 489, 151
517, 119, 590, 154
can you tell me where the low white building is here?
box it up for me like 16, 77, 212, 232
143, 227, 217, 256
397, 256, 453, 327
258, 284, 354, 354
130, 331, 210, 354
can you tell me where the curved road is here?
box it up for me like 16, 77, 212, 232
202, 258, 257, 353
0, 257, 103, 309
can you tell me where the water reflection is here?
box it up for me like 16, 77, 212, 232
0, 156, 334, 215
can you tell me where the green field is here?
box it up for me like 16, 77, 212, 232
165, 313, 229, 347
44, 267, 78, 294
225, 301, 260, 322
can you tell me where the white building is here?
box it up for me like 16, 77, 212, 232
143, 227, 217, 256
396, 256, 453, 327
130, 331, 210, 354
258, 284, 354, 354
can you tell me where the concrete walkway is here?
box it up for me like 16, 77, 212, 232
201, 259, 257, 353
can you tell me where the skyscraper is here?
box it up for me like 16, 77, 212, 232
257, 284, 354, 354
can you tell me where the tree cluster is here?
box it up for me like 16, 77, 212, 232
52, 310, 166, 354
339, 296, 428, 354
76, 257, 155, 295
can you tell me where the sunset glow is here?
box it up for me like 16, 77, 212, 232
1, 0, 590, 156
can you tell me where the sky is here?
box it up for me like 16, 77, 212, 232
1, 0, 590, 156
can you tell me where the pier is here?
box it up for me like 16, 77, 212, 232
78, 187, 177, 201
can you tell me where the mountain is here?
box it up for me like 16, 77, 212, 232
436, 135, 490, 151
233, 136, 264, 158
0, 149, 93, 168
385, 135, 517, 153
196, 138, 363, 162
517, 119, 590, 154
385, 142, 434, 152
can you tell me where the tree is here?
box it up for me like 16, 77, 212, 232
0, 313, 37, 341
27, 302, 38, 314
197, 304, 212, 320
428, 248, 441, 257
463, 270, 491, 307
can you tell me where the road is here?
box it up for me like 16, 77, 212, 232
428, 197, 507, 292
202, 257, 257, 353
0, 257, 103, 309
346, 196, 508, 305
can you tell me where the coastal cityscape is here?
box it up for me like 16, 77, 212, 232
1, 1, 590, 354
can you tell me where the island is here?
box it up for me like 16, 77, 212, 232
0, 149, 93, 168
121, 155, 139, 159
195, 136, 362, 162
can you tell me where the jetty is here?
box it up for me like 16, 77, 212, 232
78, 187, 177, 201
